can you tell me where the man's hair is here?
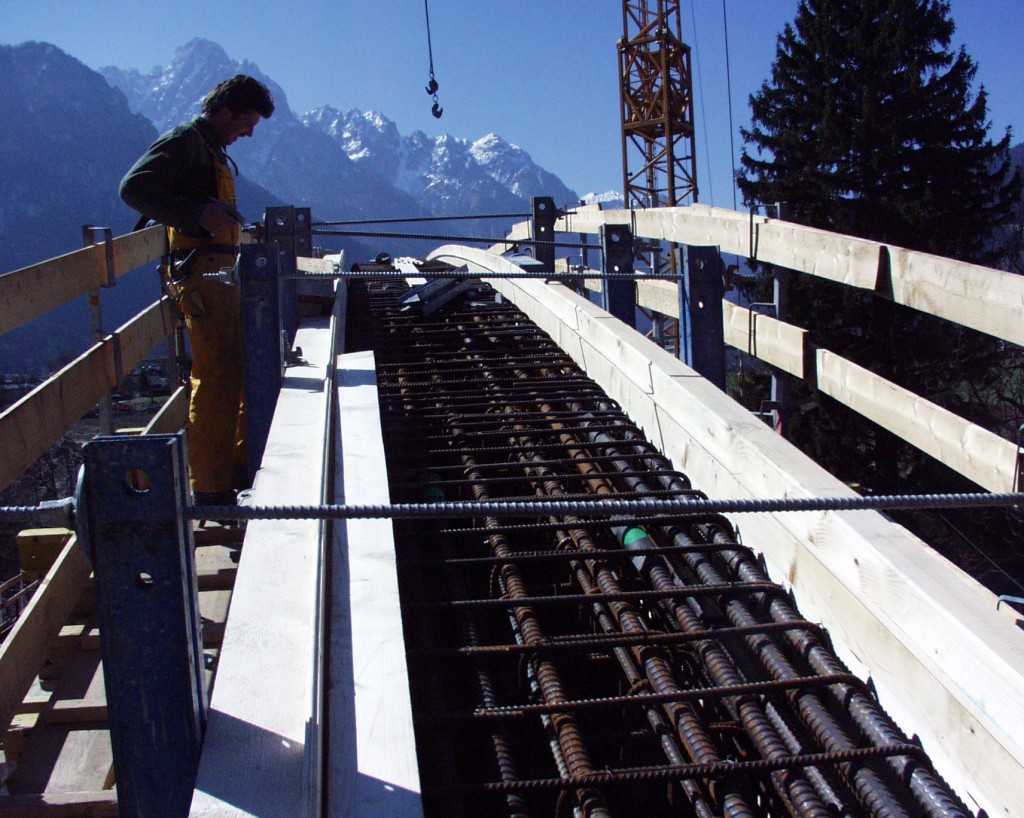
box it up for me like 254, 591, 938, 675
201, 75, 275, 118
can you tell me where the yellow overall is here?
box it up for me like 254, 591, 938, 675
168, 131, 245, 495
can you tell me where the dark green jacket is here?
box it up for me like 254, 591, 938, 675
119, 117, 227, 238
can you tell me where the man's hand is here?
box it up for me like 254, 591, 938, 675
199, 200, 244, 236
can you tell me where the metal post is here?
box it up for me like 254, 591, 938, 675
239, 243, 282, 481
265, 205, 300, 345
770, 265, 791, 433
677, 244, 725, 389
79, 432, 205, 818
82, 226, 117, 434
531, 196, 557, 273
599, 224, 636, 328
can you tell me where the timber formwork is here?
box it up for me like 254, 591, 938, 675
346, 277, 970, 818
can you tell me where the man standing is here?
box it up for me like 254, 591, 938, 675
120, 75, 274, 505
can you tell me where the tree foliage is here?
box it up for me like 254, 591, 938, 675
735, 0, 1024, 590
739, 0, 1020, 265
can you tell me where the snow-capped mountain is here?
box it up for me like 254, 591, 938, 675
103, 39, 579, 230
0, 37, 587, 368
0, 41, 294, 371
101, 40, 426, 226
581, 191, 625, 209
305, 107, 580, 215
303, 106, 578, 217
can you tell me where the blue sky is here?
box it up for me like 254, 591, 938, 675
3, 1, 1021, 208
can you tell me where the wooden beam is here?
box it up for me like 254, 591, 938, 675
296, 256, 337, 275
17, 529, 73, 580
0, 297, 175, 493
0, 247, 107, 337
557, 204, 1024, 348
635, 279, 678, 316
0, 538, 90, 735
0, 342, 114, 493
487, 219, 532, 254
327, 351, 423, 817
110, 225, 166, 280
722, 301, 806, 379
114, 297, 176, 377
815, 349, 1018, 493
0, 226, 165, 337
142, 386, 188, 436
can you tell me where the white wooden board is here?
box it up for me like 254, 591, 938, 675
327, 351, 422, 817
190, 317, 334, 818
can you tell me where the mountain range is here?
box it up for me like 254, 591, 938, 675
0, 38, 587, 372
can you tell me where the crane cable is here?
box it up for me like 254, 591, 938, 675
423, 0, 443, 118
722, 0, 738, 210
689, 1, 714, 206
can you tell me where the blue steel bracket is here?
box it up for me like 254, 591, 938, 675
599, 224, 636, 328
678, 245, 726, 390
532, 196, 558, 274
265, 205, 301, 345
79, 432, 206, 818
240, 243, 283, 484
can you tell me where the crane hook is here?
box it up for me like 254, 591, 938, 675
423, 0, 444, 119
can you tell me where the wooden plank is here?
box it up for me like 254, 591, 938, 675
110, 224, 166, 279
487, 219, 532, 254
815, 349, 1018, 493
558, 204, 1024, 348
0, 226, 164, 338
22, 699, 108, 726
0, 297, 174, 493
17, 531, 72, 580
0, 343, 114, 493
0, 790, 119, 817
114, 297, 176, 378
296, 256, 337, 275
194, 545, 239, 592
0, 539, 90, 735
635, 278, 678, 316
431, 244, 1024, 818
190, 315, 335, 818
0, 247, 106, 337
198, 589, 232, 648
142, 385, 188, 435
328, 351, 422, 818
722, 301, 806, 378
889, 244, 1024, 350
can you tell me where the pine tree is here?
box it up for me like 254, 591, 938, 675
739, 0, 1020, 265
736, 0, 1023, 501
